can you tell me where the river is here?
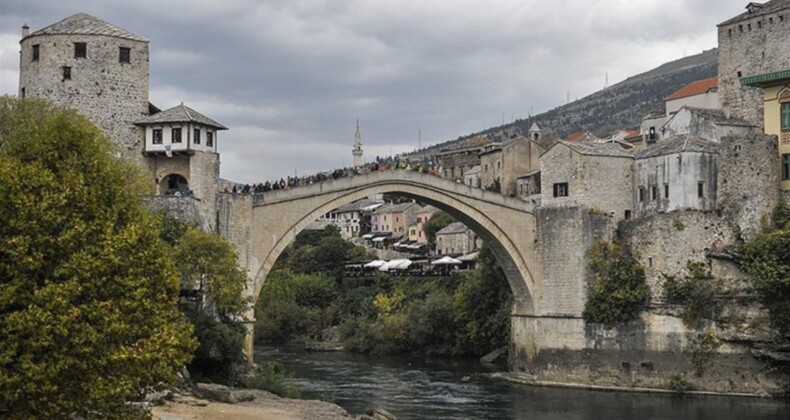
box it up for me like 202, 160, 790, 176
255, 346, 789, 419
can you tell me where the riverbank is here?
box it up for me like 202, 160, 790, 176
151, 388, 354, 420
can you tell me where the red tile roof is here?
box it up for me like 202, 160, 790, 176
666, 77, 718, 101
624, 128, 641, 139
565, 131, 589, 142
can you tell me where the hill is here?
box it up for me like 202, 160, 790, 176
407, 48, 718, 157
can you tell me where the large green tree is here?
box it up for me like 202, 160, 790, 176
0, 97, 196, 418
423, 211, 455, 248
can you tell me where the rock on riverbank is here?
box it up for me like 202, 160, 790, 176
151, 385, 354, 420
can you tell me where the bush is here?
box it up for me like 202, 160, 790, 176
239, 362, 300, 398
741, 224, 790, 341
583, 240, 650, 325
669, 374, 694, 393
184, 306, 247, 383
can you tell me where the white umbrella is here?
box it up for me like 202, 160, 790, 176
364, 260, 386, 268
379, 259, 412, 271
431, 256, 462, 265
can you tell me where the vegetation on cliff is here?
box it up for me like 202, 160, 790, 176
583, 240, 650, 325
0, 97, 196, 418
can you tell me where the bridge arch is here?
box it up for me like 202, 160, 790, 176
243, 171, 541, 317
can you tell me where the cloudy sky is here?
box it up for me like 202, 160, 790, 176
0, 0, 746, 182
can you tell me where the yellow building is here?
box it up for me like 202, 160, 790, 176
742, 70, 790, 190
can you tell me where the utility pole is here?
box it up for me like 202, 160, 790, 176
418, 129, 422, 150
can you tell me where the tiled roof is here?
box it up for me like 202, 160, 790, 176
719, 0, 790, 26
436, 221, 470, 235
418, 205, 438, 214
637, 135, 719, 159
372, 202, 417, 214
623, 128, 641, 140
565, 131, 593, 142
555, 140, 634, 158
27, 13, 147, 42
135, 103, 228, 129
683, 107, 754, 127
336, 199, 382, 213
665, 77, 718, 101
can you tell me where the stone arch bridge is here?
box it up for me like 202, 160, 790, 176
217, 170, 605, 367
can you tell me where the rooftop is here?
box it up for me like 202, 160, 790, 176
665, 77, 718, 101
719, 0, 790, 26
335, 199, 383, 213
637, 135, 719, 159
372, 202, 417, 215
436, 221, 470, 235
681, 107, 755, 127
26, 13, 147, 42
550, 140, 634, 158
135, 103, 228, 129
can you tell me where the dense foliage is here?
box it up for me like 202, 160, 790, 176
255, 230, 513, 357
741, 204, 790, 341
158, 216, 250, 383
583, 240, 650, 325
0, 97, 196, 418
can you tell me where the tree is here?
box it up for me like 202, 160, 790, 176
582, 240, 650, 325
423, 211, 455, 248
173, 227, 248, 321
741, 226, 790, 340
0, 97, 196, 418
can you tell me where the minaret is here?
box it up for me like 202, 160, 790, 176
352, 119, 363, 168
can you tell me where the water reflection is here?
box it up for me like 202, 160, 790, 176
255, 346, 789, 420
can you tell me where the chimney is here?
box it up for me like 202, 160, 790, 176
22, 24, 29, 38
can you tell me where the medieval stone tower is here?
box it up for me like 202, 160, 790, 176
717, 0, 790, 127
18, 13, 150, 165
18, 13, 225, 229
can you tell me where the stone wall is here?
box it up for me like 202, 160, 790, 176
717, 3, 790, 127
19, 33, 149, 165
634, 151, 719, 217
535, 206, 613, 317
718, 134, 780, 240
144, 196, 208, 230
541, 144, 634, 221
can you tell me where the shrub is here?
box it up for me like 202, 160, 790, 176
184, 306, 247, 383
583, 240, 650, 325
239, 361, 300, 398
741, 225, 790, 341
669, 374, 694, 393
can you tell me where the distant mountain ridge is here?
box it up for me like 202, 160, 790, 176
408, 48, 718, 157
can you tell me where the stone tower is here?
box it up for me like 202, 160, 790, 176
528, 122, 542, 142
352, 120, 363, 168
18, 13, 150, 165
717, 0, 790, 127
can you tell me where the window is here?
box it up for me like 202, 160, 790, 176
74, 42, 86, 58
20, 87, 25, 98
32, 44, 39, 61
193, 128, 201, 145
552, 182, 568, 197
664, 184, 669, 199
119, 47, 131, 63
62, 66, 71, 80
697, 182, 704, 198
650, 186, 657, 200
638, 187, 645, 202
624, 210, 632, 220
648, 126, 656, 141
758, 21, 762, 29
497, 161, 501, 169
207, 131, 214, 147
152, 128, 163, 144
783, 154, 790, 181
781, 102, 790, 130
171, 127, 182, 143
747, 23, 751, 31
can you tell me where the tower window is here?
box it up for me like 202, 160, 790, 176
193, 128, 201, 145
781, 102, 790, 130
119, 47, 131, 63
782, 154, 790, 181
650, 185, 657, 200
62, 66, 71, 80
74, 42, 86, 58
697, 182, 704, 198
171, 127, 182, 143
32, 44, 39, 61
207, 131, 214, 147
664, 183, 669, 199
20, 87, 25, 98
552, 182, 568, 197
152, 128, 163, 144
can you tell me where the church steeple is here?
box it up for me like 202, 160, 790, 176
352, 119, 363, 168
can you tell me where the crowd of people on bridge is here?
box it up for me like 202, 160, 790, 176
224, 157, 441, 195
